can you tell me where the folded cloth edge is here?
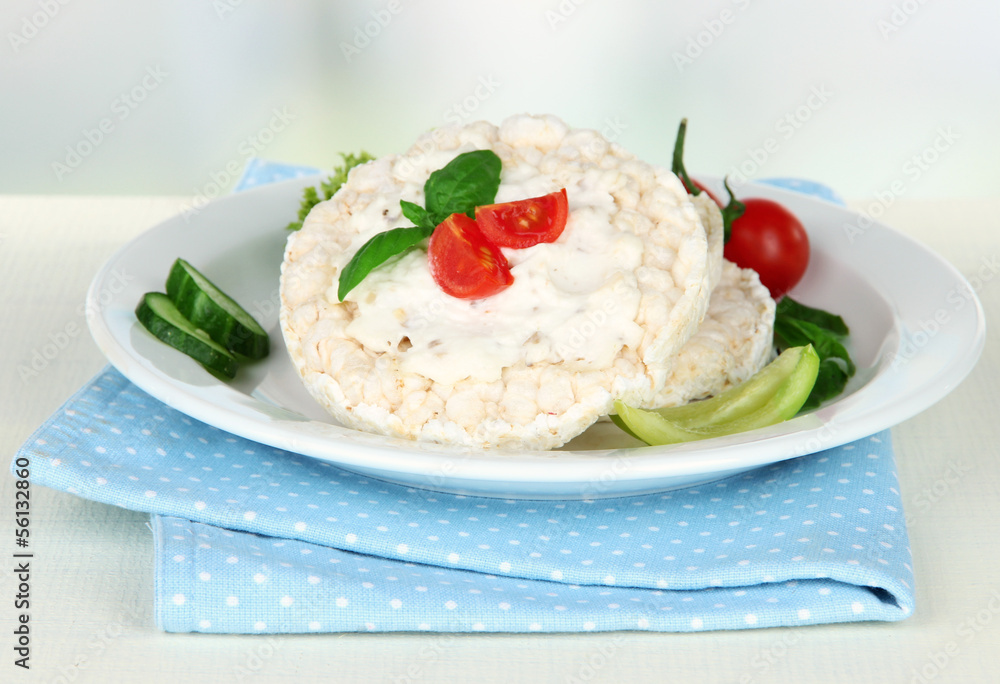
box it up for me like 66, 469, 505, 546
13, 158, 914, 634
15, 364, 915, 631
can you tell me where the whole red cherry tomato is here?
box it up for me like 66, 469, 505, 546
723, 198, 810, 298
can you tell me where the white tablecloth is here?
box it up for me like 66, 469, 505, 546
1, 194, 997, 682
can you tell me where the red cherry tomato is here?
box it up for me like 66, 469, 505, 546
723, 198, 810, 298
475, 188, 568, 249
428, 213, 513, 299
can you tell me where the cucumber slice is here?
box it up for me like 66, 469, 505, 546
165, 258, 269, 359
135, 292, 239, 379
613, 345, 819, 446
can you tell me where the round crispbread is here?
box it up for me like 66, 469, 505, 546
280, 114, 717, 450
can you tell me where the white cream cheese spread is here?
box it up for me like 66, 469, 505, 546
279, 113, 770, 450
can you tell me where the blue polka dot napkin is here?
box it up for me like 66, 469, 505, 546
12, 160, 915, 633
17, 369, 913, 633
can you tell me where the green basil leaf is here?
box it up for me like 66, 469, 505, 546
776, 296, 849, 336
774, 314, 855, 409
800, 359, 850, 412
334, 149, 502, 299
400, 200, 436, 231
774, 318, 855, 375
337, 225, 434, 300
424, 150, 502, 224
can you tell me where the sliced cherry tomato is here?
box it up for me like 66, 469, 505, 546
427, 213, 513, 299
723, 198, 810, 298
475, 188, 568, 249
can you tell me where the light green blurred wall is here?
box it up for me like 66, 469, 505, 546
2, 0, 997, 198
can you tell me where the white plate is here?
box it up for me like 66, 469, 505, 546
85, 176, 986, 499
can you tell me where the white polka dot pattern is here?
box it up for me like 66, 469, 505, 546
18, 366, 915, 633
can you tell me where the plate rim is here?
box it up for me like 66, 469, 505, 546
84, 174, 987, 495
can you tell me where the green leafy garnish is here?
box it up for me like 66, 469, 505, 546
400, 200, 435, 231
287, 186, 321, 232
671, 118, 744, 243
774, 296, 849, 336
336, 149, 503, 300
773, 297, 855, 411
337, 226, 434, 301
286, 151, 375, 231
423, 149, 502, 225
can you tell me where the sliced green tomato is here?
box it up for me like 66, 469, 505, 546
613, 345, 820, 446
135, 292, 239, 379
165, 258, 269, 359
652, 344, 818, 428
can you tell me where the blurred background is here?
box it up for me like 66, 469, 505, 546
2, 0, 997, 199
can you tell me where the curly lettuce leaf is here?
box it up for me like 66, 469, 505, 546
286, 151, 375, 231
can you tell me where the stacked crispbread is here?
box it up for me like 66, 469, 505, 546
280, 115, 774, 450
